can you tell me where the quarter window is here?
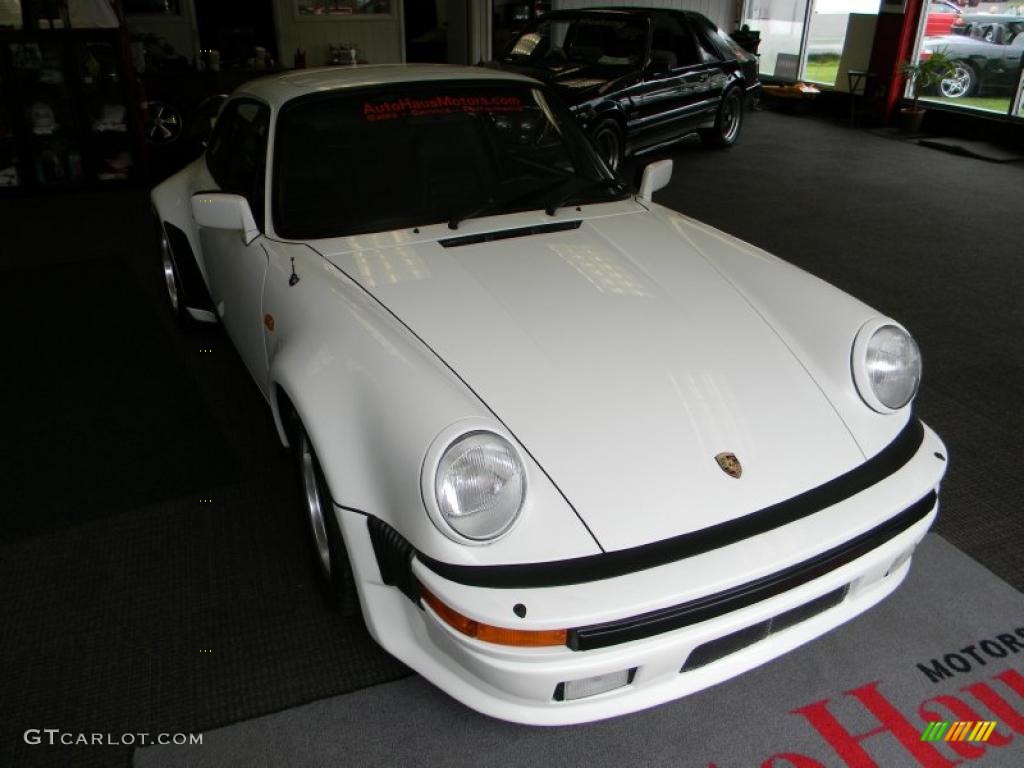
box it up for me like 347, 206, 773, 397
689, 16, 727, 62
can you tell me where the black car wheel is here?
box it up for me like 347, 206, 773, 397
700, 87, 744, 148
590, 118, 624, 172
291, 416, 360, 616
939, 61, 977, 98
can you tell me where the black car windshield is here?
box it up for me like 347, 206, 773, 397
503, 16, 648, 68
273, 83, 624, 240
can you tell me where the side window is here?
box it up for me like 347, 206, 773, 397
205, 104, 235, 184
205, 100, 271, 228
652, 15, 701, 70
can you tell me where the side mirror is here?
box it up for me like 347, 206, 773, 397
638, 159, 672, 202
191, 192, 260, 245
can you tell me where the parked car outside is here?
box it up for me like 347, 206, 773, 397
151, 64, 945, 725
924, 0, 963, 36
951, 10, 1024, 37
486, 8, 760, 170
923, 20, 1024, 97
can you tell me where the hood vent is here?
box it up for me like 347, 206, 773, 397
440, 220, 581, 248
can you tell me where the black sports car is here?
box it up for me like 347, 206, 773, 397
486, 8, 760, 170
923, 20, 1024, 98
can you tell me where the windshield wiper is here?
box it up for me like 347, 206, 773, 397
447, 175, 573, 230
543, 177, 627, 217
446, 175, 625, 230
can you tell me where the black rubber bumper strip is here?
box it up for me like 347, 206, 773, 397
417, 419, 927, 589
567, 490, 936, 651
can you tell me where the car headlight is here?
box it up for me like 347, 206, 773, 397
853, 321, 922, 412
434, 431, 526, 541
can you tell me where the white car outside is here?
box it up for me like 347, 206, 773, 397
151, 64, 946, 725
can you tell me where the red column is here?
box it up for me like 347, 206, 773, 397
867, 0, 926, 122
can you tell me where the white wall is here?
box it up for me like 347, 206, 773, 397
552, 0, 739, 33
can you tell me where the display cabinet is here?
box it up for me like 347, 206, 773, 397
0, 11, 143, 191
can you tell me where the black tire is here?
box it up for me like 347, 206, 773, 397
157, 219, 193, 327
590, 118, 624, 172
700, 87, 744, 148
939, 61, 977, 99
290, 415, 360, 617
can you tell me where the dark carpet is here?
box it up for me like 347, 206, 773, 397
918, 137, 1024, 163
1, 109, 1021, 767
0, 259, 238, 540
134, 534, 1024, 768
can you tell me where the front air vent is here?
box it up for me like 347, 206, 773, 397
367, 517, 418, 602
439, 220, 581, 248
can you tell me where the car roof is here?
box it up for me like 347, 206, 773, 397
960, 12, 1023, 21
542, 6, 700, 20
233, 64, 537, 109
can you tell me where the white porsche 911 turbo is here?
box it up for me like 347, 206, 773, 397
151, 64, 946, 725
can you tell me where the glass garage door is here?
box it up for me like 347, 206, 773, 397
742, 0, 879, 84
743, 0, 812, 78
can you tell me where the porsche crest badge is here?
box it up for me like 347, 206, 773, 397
715, 452, 742, 479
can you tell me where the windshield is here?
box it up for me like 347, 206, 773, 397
502, 16, 649, 68
273, 83, 624, 240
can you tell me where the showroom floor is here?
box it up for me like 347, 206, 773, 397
1, 110, 1021, 768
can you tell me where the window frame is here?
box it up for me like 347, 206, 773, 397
205, 96, 273, 233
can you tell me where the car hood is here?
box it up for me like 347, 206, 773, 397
484, 60, 620, 102
313, 206, 864, 552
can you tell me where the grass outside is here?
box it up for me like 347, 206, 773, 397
804, 55, 840, 86
920, 94, 1014, 114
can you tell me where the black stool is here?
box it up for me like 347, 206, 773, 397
847, 69, 882, 127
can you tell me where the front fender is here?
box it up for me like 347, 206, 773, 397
150, 158, 213, 285
262, 240, 601, 567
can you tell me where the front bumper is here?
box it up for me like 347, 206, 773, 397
340, 420, 946, 725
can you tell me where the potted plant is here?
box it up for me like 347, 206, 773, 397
898, 50, 956, 133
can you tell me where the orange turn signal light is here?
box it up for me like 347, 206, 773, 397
420, 586, 568, 647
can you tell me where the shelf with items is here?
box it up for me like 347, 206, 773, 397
76, 38, 134, 180
0, 25, 144, 191
6, 38, 86, 185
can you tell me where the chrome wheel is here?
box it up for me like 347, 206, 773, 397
159, 230, 179, 313
721, 91, 742, 144
299, 431, 332, 578
939, 63, 974, 98
145, 100, 183, 145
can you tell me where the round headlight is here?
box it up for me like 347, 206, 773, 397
434, 432, 526, 541
854, 322, 922, 412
